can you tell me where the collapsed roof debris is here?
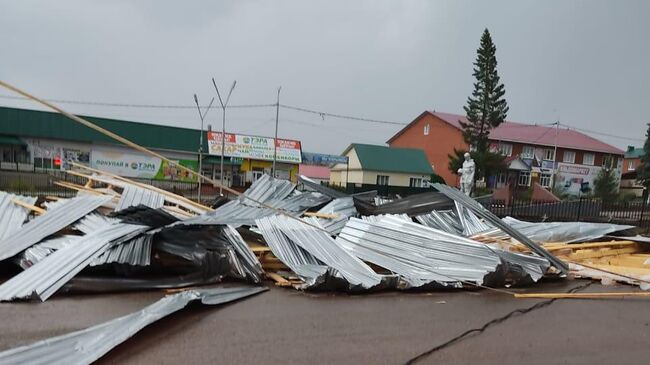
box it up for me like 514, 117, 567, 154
0, 192, 37, 240
0, 195, 113, 261
0, 286, 267, 365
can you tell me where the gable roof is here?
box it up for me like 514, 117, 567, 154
388, 111, 623, 155
343, 143, 433, 175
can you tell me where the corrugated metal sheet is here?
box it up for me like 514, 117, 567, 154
475, 216, 634, 244
115, 184, 165, 212
0, 191, 37, 240
16, 235, 81, 269
338, 215, 550, 287
256, 215, 383, 289
316, 197, 357, 235
433, 183, 569, 274
0, 195, 113, 262
91, 234, 153, 266
0, 286, 267, 365
0, 222, 146, 301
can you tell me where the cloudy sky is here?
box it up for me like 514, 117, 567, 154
0, 0, 648, 154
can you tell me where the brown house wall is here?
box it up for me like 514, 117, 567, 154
388, 113, 467, 184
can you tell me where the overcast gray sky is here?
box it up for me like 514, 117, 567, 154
0, 0, 648, 154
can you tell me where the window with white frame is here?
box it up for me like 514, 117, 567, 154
628, 160, 636, 171
521, 145, 535, 159
583, 153, 595, 165
539, 173, 552, 188
423, 124, 430, 136
376, 175, 389, 186
518, 171, 531, 186
543, 149, 555, 161
602, 155, 614, 169
499, 143, 513, 157
409, 177, 423, 187
563, 150, 576, 163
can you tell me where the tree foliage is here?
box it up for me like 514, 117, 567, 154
460, 28, 509, 151
637, 123, 650, 188
447, 148, 506, 181
593, 167, 618, 202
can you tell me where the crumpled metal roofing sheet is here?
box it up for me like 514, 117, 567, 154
0, 195, 113, 262
475, 216, 635, 244
298, 174, 348, 198
0, 286, 267, 365
0, 222, 146, 301
256, 215, 383, 289
415, 210, 463, 235
316, 197, 357, 235
338, 215, 550, 286
433, 183, 568, 274
16, 235, 81, 269
114, 184, 165, 212
0, 191, 37, 240
91, 234, 153, 266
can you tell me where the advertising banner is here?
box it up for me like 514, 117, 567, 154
207, 132, 302, 163
91, 148, 198, 181
301, 152, 348, 166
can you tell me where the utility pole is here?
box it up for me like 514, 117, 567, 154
272, 86, 281, 178
550, 120, 560, 189
212, 78, 236, 195
193, 94, 215, 203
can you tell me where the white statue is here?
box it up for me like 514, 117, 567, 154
459, 152, 475, 196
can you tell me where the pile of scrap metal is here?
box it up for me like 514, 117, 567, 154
0, 168, 646, 301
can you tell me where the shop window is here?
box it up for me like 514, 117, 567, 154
521, 145, 535, 159
563, 150, 576, 163
518, 171, 531, 186
540, 173, 552, 188
409, 177, 422, 187
376, 175, 389, 186
583, 153, 595, 166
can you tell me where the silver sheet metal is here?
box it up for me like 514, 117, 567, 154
0, 192, 37, 240
338, 215, 549, 287
476, 216, 635, 244
0, 222, 147, 301
433, 183, 569, 274
115, 184, 165, 212
415, 210, 463, 235
91, 234, 153, 266
256, 215, 383, 289
317, 197, 357, 235
0, 195, 113, 262
0, 286, 267, 365
16, 235, 81, 269
241, 174, 294, 207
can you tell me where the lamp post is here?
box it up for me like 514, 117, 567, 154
212, 78, 236, 195
272, 86, 281, 178
193, 95, 215, 203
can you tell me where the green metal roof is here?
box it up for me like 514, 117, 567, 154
346, 143, 434, 175
624, 146, 645, 159
0, 134, 26, 146
0, 106, 207, 153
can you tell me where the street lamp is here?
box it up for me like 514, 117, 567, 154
192, 94, 214, 203
212, 78, 236, 195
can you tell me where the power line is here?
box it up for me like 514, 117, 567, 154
279, 104, 406, 126
558, 122, 643, 142
0, 94, 274, 110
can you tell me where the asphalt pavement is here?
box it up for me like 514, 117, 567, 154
0, 279, 648, 365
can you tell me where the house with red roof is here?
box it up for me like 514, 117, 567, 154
387, 111, 624, 196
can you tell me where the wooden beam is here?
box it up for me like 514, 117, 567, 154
514, 292, 650, 299
304, 212, 339, 219
266, 272, 292, 287
11, 199, 45, 215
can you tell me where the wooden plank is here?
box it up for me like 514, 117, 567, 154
11, 199, 45, 215
559, 246, 641, 260
266, 272, 292, 287
250, 246, 272, 253
544, 241, 638, 251
514, 292, 650, 299
304, 212, 339, 219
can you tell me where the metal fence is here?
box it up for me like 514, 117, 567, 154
483, 197, 650, 227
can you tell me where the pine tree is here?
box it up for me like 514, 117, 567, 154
460, 29, 509, 151
637, 123, 650, 188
